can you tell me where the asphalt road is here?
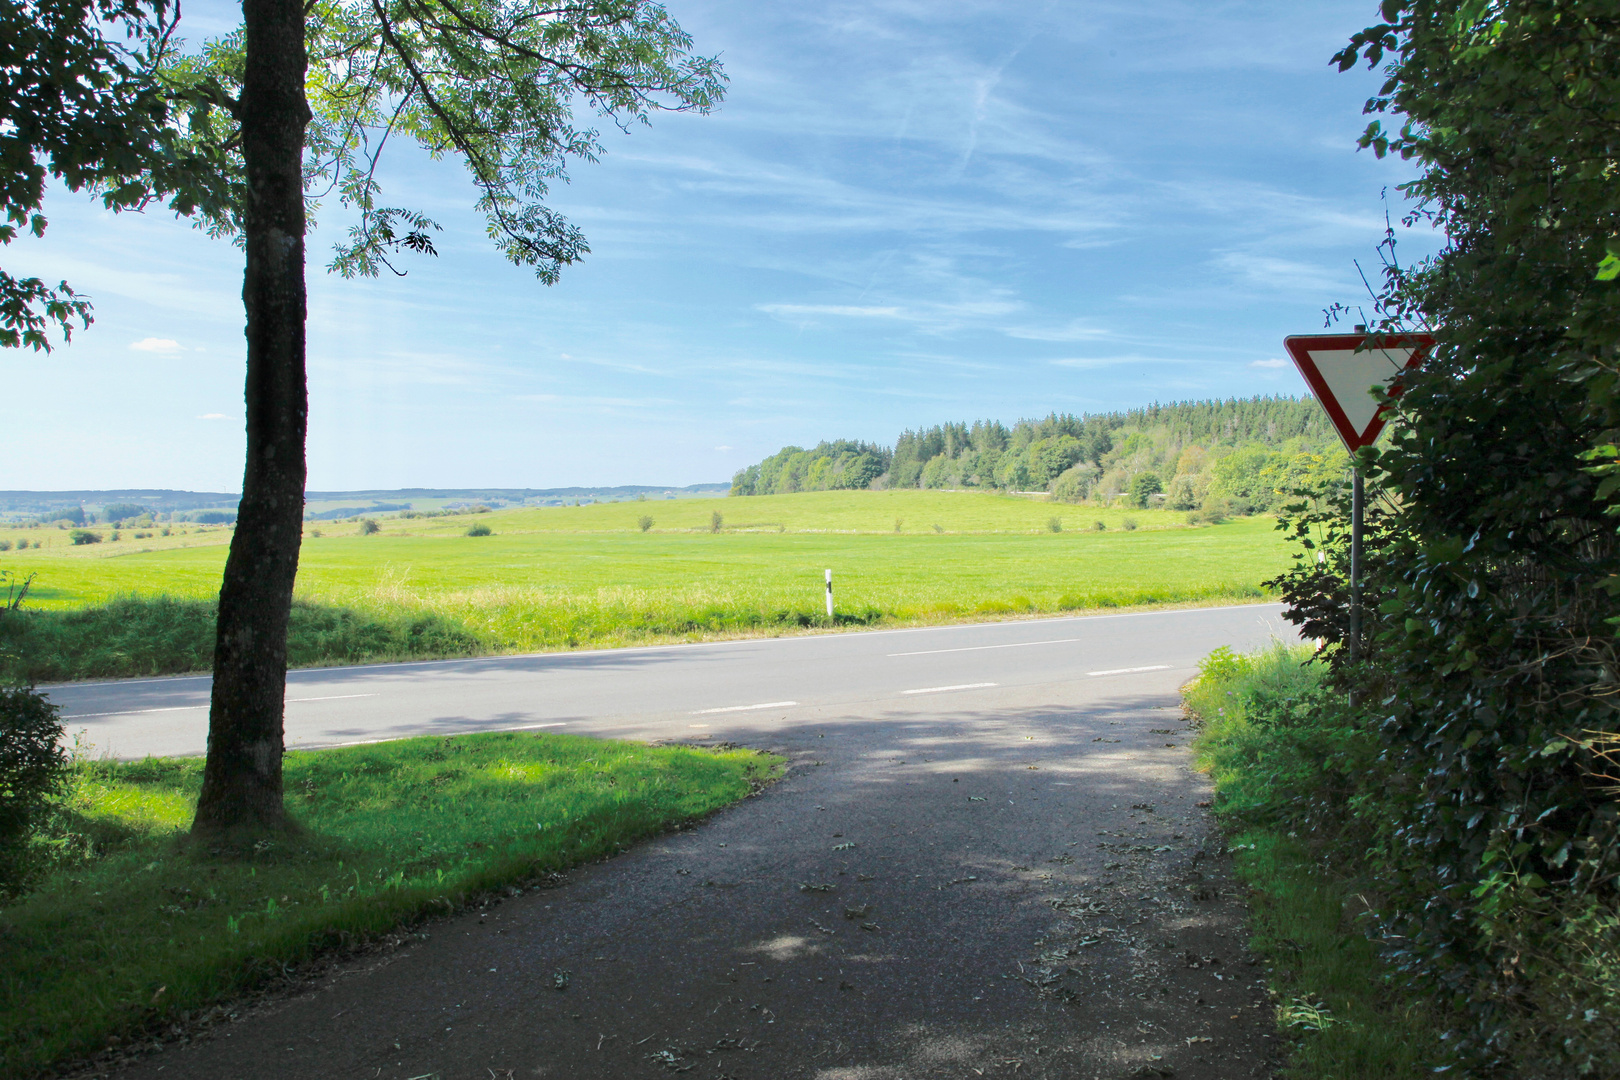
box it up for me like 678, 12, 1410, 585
47, 604, 1293, 759
81, 603, 1298, 1080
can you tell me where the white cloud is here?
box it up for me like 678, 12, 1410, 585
1251, 358, 1288, 369
1211, 251, 1351, 295
197, 413, 228, 420
130, 337, 183, 353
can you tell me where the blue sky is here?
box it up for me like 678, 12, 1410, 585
5, 0, 1429, 492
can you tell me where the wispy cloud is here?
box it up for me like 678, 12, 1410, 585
1251, 358, 1288, 369
1007, 321, 1111, 343
1049, 353, 1204, 370
1212, 251, 1350, 295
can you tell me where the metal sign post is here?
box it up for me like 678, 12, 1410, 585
1283, 329, 1434, 660
1349, 470, 1362, 663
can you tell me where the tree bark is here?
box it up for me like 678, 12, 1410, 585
191, 0, 311, 834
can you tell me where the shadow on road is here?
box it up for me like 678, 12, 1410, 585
110, 684, 1276, 1080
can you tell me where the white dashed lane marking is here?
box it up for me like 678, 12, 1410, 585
887, 637, 1083, 657
1085, 665, 1172, 677
692, 701, 799, 715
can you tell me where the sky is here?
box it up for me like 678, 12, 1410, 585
3, 0, 1432, 492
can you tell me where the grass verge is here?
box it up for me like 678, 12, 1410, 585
1184, 645, 1439, 1078
0, 595, 484, 682
0, 731, 781, 1076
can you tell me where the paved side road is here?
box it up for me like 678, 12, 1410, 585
96, 606, 1292, 1080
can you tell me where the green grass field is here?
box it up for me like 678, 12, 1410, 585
1, 732, 779, 1074
1, 491, 1292, 680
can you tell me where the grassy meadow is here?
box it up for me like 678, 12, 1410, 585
0, 732, 778, 1073
0, 490, 1292, 680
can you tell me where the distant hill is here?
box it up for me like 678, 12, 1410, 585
0, 484, 730, 524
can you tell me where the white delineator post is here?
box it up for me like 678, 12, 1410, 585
825, 568, 834, 618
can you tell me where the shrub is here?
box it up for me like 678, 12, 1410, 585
0, 685, 66, 896
1121, 517, 1138, 531
710, 511, 723, 533
931, 523, 943, 533
1046, 516, 1062, 533
358, 519, 381, 536
1128, 471, 1163, 508
68, 530, 101, 546
894, 518, 903, 533
465, 523, 492, 537
1049, 462, 1100, 503
0, 541, 10, 552
1092, 520, 1106, 531
1166, 472, 1202, 511
637, 516, 653, 533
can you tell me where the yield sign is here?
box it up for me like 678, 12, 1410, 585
1283, 332, 1435, 452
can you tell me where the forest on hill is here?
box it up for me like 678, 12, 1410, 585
731, 396, 1344, 514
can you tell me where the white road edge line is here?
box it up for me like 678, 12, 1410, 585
693, 701, 798, 715
888, 637, 1082, 657
901, 682, 998, 695
61, 692, 378, 720
287, 693, 378, 703
37, 602, 1285, 690
62, 704, 207, 719
1086, 664, 1172, 677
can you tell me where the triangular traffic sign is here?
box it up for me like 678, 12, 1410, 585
1283, 332, 1434, 452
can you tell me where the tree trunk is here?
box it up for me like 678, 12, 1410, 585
191, 0, 310, 834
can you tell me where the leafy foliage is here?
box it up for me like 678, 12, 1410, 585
0, 684, 66, 895
159, 0, 726, 281
730, 440, 889, 496
0, 0, 232, 349
1258, 4, 1620, 1070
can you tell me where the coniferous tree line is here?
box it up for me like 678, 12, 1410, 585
732, 395, 1343, 514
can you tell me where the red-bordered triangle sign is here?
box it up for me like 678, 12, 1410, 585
1284, 332, 1435, 452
